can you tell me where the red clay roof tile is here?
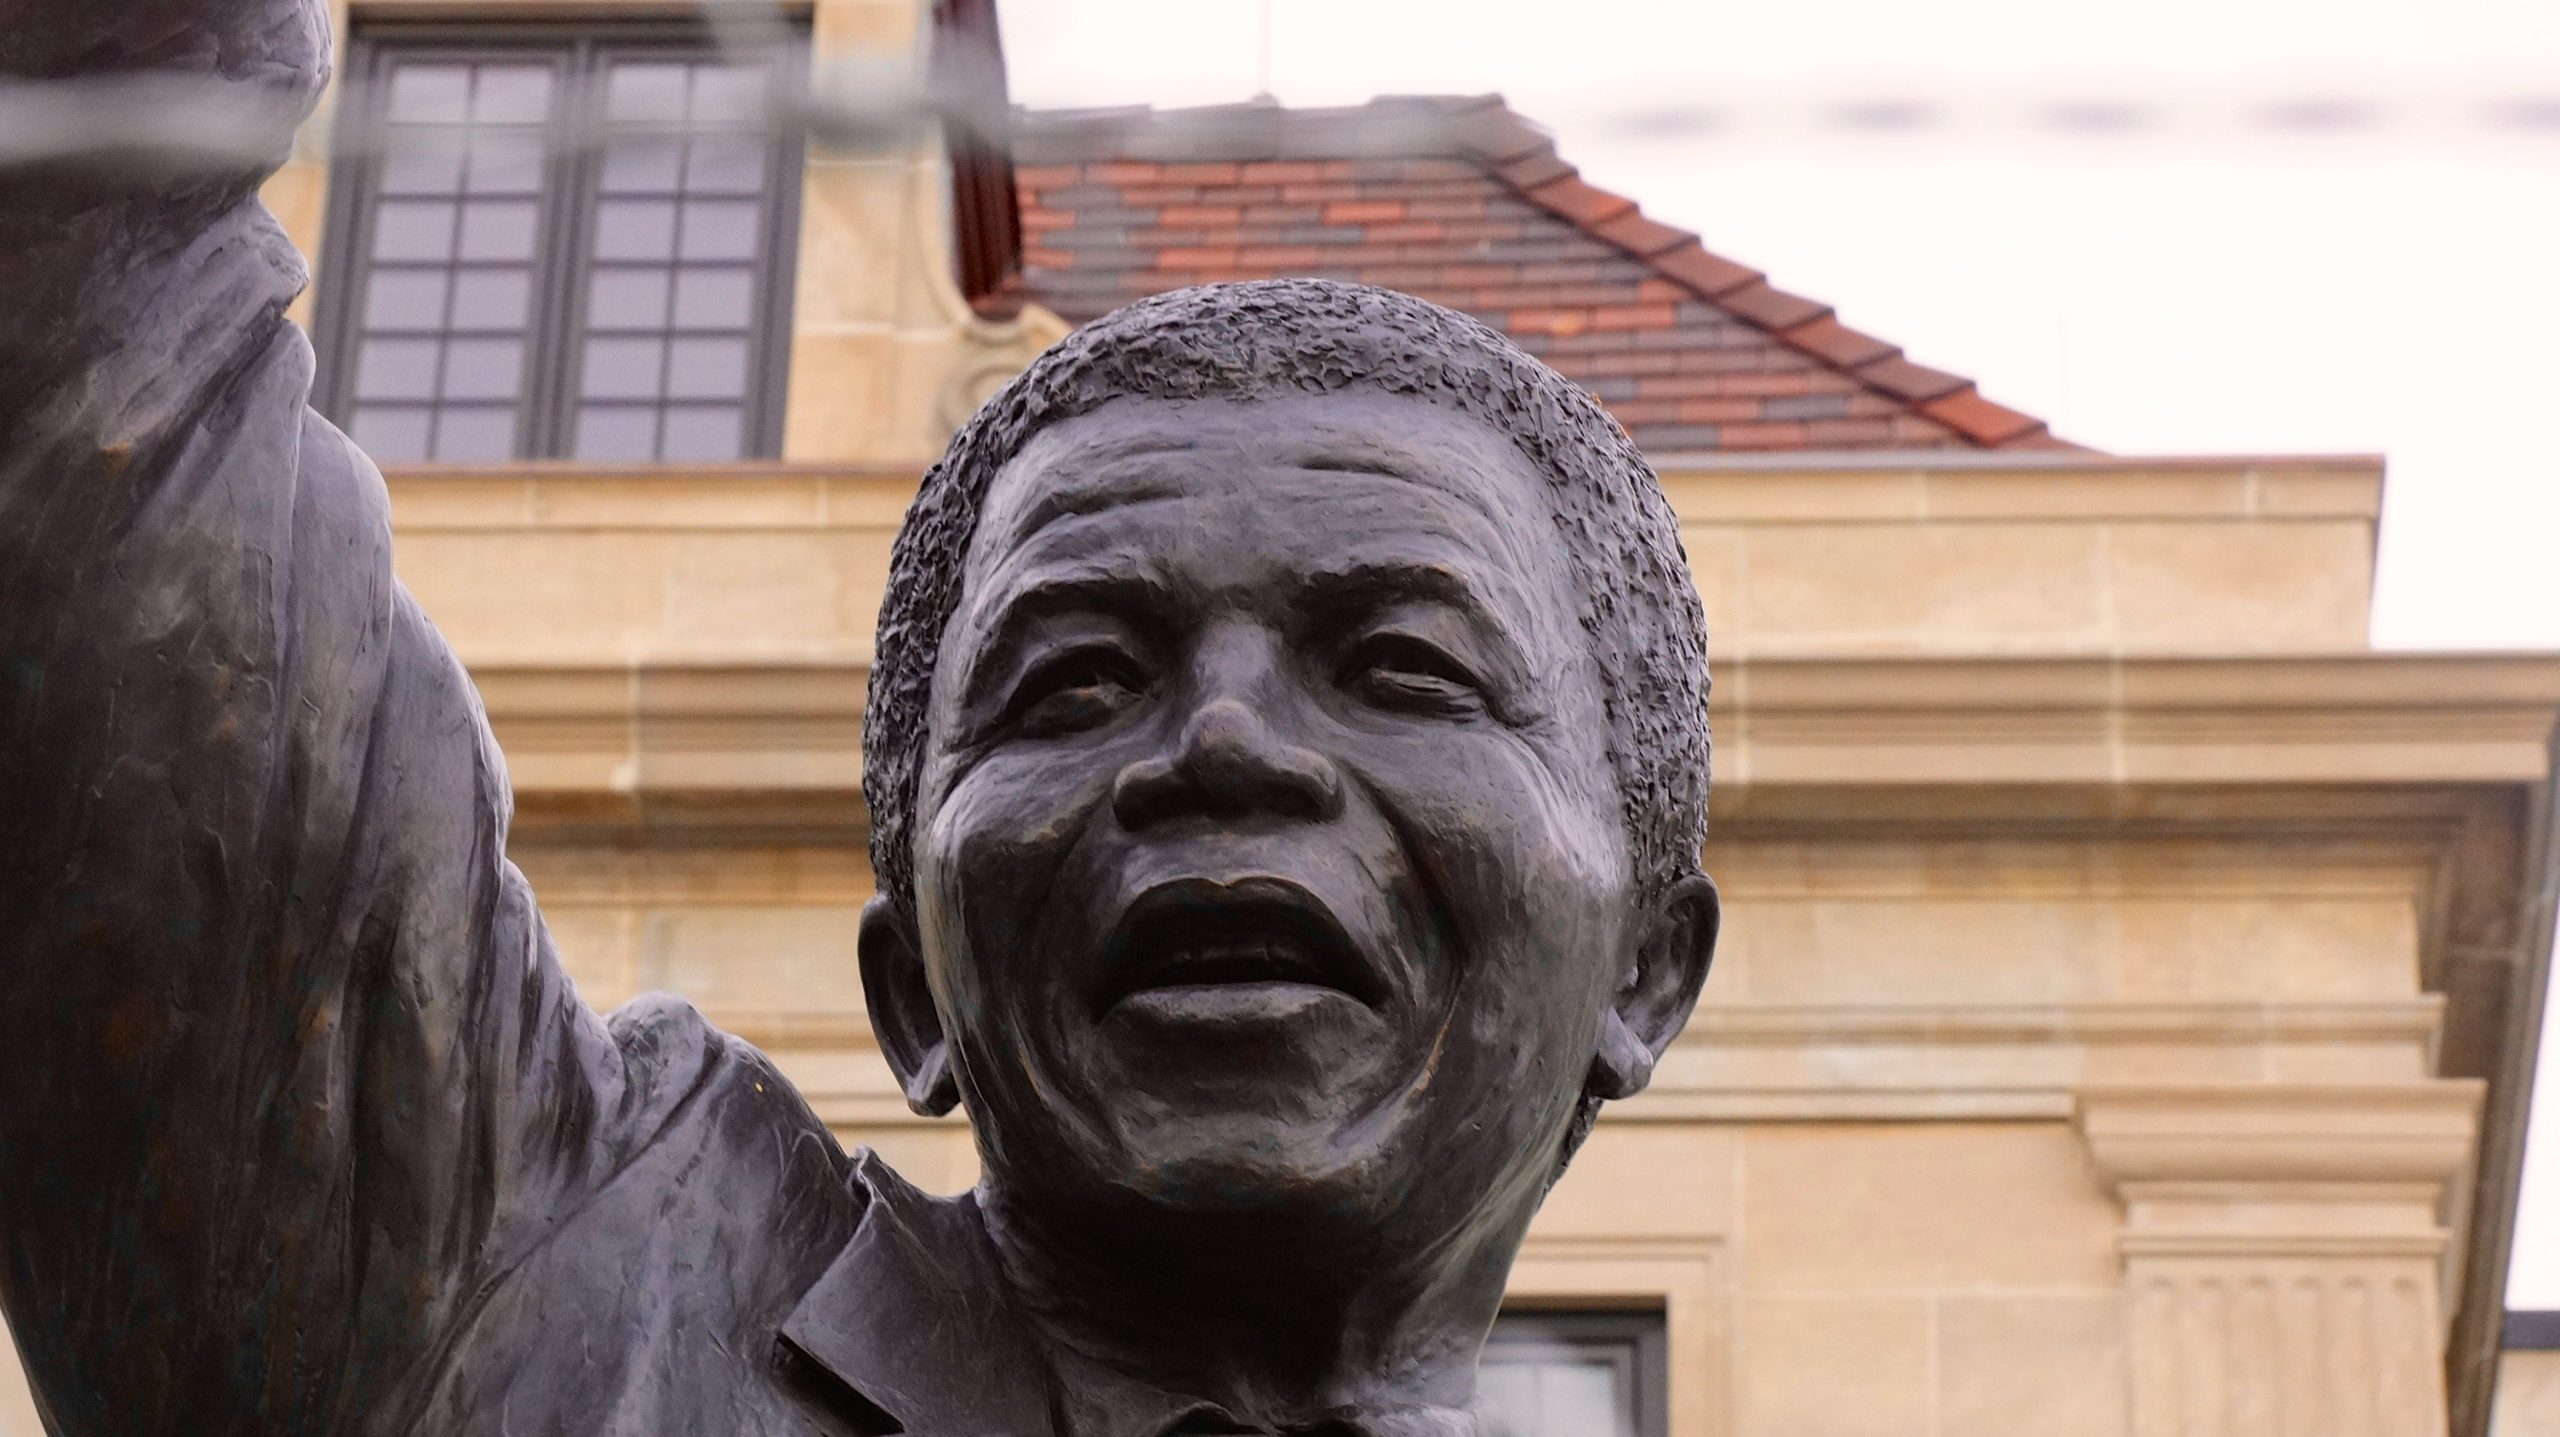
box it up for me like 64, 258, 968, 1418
1648, 241, 1762, 299
1013, 96, 2070, 453
1851, 354, 1973, 403
1713, 280, 1834, 332
1589, 210, 1697, 258
1779, 316, 1901, 370
1916, 388, 2051, 445
1523, 175, 1638, 226
1322, 199, 1408, 224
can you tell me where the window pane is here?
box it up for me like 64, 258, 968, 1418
683, 136, 767, 195
677, 199, 761, 262
1481, 1315, 1660, 1437
666, 337, 747, 400
689, 65, 770, 126
671, 268, 755, 329
588, 268, 672, 330
472, 65, 554, 125
602, 139, 685, 192
388, 64, 470, 124
352, 406, 433, 461
1480, 1355, 1635, 1437
355, 338, 441, 401
465, 132, 547, 195
595, 199, 678, 262
459, 200, 539, 261
372, 200, 457, 261
661, 405, 744, 461
1477, 1367, 1541, 1436
450, 268, 533, 330
607, 64, 690, 125
442, 338, 524, 403
1540, 1364, 1623, 1430
581, 337, 666, 401
363, 269, 450, 331
381, 139, 466, 196
433, 405, 518, 462
576, 405, 659, 461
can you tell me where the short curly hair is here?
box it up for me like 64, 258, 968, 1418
865, 278, 1711, 922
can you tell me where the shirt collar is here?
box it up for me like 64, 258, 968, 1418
777, 1150, 1236, 1437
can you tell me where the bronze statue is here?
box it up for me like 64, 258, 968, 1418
0, 4, 1717, 1433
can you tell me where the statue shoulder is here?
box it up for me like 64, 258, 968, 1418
599, 993, 860, 1208
425, 998, 865, 1392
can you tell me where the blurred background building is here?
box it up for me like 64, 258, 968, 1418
3, 1, 2557, 1434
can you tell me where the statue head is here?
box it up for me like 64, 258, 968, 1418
859, 279, 1716, 1267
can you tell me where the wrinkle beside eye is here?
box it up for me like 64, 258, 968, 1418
998, 641, 1154, 740
1342, 633, 1487, 719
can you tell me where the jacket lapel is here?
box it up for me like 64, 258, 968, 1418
778, 1152, 1057, 1437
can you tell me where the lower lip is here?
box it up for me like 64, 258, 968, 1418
1110, 981, 1362, 1026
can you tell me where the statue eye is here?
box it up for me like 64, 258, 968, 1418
1343, 633, 1484, 717
1010, 644, 1148, 737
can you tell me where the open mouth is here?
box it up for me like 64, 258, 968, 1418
1098, 876, 1384, 1016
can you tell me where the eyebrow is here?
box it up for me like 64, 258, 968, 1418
958, 566, 1176, 707
1296, 556, 1505, 631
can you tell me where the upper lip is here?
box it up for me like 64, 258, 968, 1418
1097, 876, 1384, 1014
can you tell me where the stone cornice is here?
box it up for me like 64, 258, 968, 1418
726, 999, 2448, 1050
2075, 1082, 2484, 1190
470, 651, 2560, 829
384, 453, 2382, 530
731, 1000, 2457, 1130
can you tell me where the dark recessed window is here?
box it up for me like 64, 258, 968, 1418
1481, 1310, 1669, 1437
316, 25, 803, 463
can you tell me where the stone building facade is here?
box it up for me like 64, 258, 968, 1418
3, 2, 2555, 1434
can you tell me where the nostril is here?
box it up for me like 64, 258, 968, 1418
1110, 753, 1180, 829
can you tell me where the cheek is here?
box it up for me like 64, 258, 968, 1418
1356, 726, 1627, 912
913, 754, 1113, 987
1352, 730, 1631, 1019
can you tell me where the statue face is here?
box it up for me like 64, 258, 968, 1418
892, 389, 1652, 1241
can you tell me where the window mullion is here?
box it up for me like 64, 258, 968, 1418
314, 39, 392, 427
749, 38, 806, 460
529, 38, 603, 459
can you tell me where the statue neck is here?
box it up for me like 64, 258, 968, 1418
975, 1175, 1532, 1430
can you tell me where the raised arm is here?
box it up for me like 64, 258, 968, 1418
0, 6, 702, 1430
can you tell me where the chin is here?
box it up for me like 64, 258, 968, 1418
1096, 1113, 1410, 1227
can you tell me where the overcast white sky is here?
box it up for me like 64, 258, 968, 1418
999, 0, 2560, 1305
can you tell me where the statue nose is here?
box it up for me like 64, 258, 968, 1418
1112, 695, 1345, 830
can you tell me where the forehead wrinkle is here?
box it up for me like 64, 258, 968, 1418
977, 424, 1208, 558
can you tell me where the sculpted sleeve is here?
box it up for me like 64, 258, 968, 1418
0, 6, 724, 1432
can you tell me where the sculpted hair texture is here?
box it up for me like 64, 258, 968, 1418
864, 280, 1713, 1140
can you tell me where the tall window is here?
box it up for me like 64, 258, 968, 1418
317, 26, 803, 463
1480, 1311, 1669, 1437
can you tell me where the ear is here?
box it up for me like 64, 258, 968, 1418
1586, 873, 1720, 1102
859, 894, 961, 1117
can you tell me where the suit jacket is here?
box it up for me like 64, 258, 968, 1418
0, 4, 990, 1432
